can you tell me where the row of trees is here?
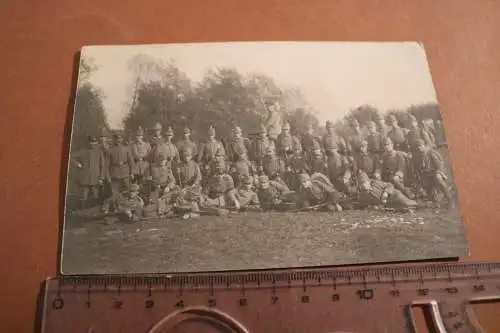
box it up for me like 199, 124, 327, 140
71, 53, 441, 149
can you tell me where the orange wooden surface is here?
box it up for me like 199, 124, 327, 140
1, 1, 500, 332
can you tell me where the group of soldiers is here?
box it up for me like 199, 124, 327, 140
70, 109, 452, 222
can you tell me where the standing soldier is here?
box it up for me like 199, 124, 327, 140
322, 121, 346, 155
301, 121, 321, 164
177, 127, 197, 158
71, 136, 106, 210
130, 126, 151, 186
227, 126, 249, 162
379, 137, 415, 199
262, 145, 287, 184
353, 139, 381, 180
276, 121, 294, 160
285, 138, 310, 191
365, 120, 384, 156
374, 112, 387, 140
407, 115, 435, 150
151, 122, 164, 146
150, 126, 179, 170
249, 125, 273, 172
413, 139, 454, 208
108, 133, 135, 200
434, 120, 447, 148
309, 142, 328, 175
263, 98, 282, 144
345, 118, 365, 157
98, 127, 111, 201
197, 125, 225, 177
386, 115, 407, 152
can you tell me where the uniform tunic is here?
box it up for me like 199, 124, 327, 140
250, 137, 274, 163
354, 152, 380, 178
276, 132, 294, 155
262, 156, 286, 179
150, 142, 179, 166
197, 139, 225, 164
236, 189, 260, 207
322, 134, 345, 153
150, 165, 176, 188
130, 141, 151, 176
298, 179, 343, 207
310, 156, 328, 175
232, 159, 254, 182
327, 153, 350, 181
407, 127, 435, 148
72, 147, 106, 186
387, 127, 407, 151
108, 145, 134, 180
257, 181, 291, 210
366, 132, 383, 154
301, 133, 321, 154
346, 129, 365, 155
176, 160, 202, 187
264, 111, 282, 141
116, 194, 144, 216
379, 151, 407, 180
227, 137, 249, 161
204, 174, 237, 208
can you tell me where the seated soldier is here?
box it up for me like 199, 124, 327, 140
262, 145, 286, 184
231, 150, 255, 187
297, 173, 344, 212
326, 146, 356, 195
379, 137, 415, 199
413, 139, 454, 208
309, 144, 328, 174
172, 147, 202, 216
144, 157, 177, 217
353, 139, 381, 180
201, 159, 240, 212
257, 175, 298, 211
357, 171, 417, 211
102, 183, 144, 222
235, 176, 260, 210
285, 138, 310, 191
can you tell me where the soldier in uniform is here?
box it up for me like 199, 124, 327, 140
262, 145, 286, 184
108, 133, 135, 199
103, 183, 144, 222
177, 127, 197, 157
365, 120, 384, 155
263, 98, 282, 143
285, 138, 310, 191
345, 118, 364, 156
301, 121, 321, 164
150, 126, 179, 170
227, 126, 249, 162
412, 139, 454, 208
98, 127, 111, 201
374, 112, 387, 140
249, 125, 273, 171
296, 173, 344, 212
379, 137, 415, 199
386, 115, 407, 151
197, 125, 225, 179
353, 139, 381, 180
322, 121, 346, 156
309, 142, 328, 175
130, 126, 151, 186
235, 176, 260, 210
256, 175, 297, 211
325, 145, 355, 195
147, 156, 177, 206
357, 171, 417, 211
406, 115, 435, 150
201, 159, 240, 211
276, 121, 294, 160
433, 120, 447, 148
231, 149, 255, 187
151, 122, 164, 146
173, 147, 203, 214
71, 136, 106, 209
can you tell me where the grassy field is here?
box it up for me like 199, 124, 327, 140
61, 207, 468, 274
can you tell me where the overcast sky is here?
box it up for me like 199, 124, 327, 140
81, 42, 439, 130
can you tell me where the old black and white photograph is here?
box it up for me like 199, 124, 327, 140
61, 42, 468, 274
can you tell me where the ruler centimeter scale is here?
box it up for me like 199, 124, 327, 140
40, 261, 500, 333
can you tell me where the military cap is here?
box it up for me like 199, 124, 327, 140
183, 127, 191, 134
180, 146, 193, 154
153, 122, 162, 131
258, 175, 269, 183
234, 126, 242, 134
325, 120, 334, 129
130, 183, 140, 192
241, 176, 253, 185
136, 126, 144, 136
208, 125, 216, 136
282, 122, 291, 130
88, 135, 98, 143
165, 126, 174, 136
357, 171, 370, 184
